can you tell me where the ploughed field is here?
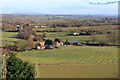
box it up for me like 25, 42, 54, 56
16, 46, 118, 64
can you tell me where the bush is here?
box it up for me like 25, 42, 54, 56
6, 54, 35, 80
14, 40, 28, 51
14, 40, 35, 51
45, 39, 53, 45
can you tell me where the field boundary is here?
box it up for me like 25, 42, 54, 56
37, 62, 118, 66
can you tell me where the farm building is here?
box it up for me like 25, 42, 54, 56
35, 41, 45, 50
54, 42, 63, 48
35, 25, 40, 28
35, 25, 47, 28
41, 26, 47, 28
73, 32, 79, 36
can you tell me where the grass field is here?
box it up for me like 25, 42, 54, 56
2, 31, 109, 45
2, 31, 18, 41
35, 31, 108, 43
16, 46, 118, 64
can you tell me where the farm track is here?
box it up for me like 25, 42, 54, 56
37, 62, 118, 66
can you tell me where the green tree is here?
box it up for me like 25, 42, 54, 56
91, 33, 97, 44
45, 39, 53, 48
6, 54, 35, 80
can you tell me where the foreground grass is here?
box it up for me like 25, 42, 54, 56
37, 64, 118, 78
17, 46, 118, 64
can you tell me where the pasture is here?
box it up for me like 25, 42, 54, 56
17, 46, 118, 64
2, 31, 109, 44
2, 31, 18, 41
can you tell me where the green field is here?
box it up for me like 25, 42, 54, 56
2, 31, 18, 41
2, 30, 109, 44
17, 46, 118, 64
43, 32, 109, 43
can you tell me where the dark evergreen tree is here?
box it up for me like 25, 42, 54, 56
6, 54, 35, 80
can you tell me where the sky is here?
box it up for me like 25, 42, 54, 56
0, 0, 119, 15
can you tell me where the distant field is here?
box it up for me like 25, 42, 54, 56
34, 25, 118, 31
37, 32, 109, 43
3, 25, 118, 44
2, 31, 109, 44
2, 31, 19, 41
2, 31, 20, 46
44, 19, 64, 22
17, 46, 118, 64
0, 31, 2, 47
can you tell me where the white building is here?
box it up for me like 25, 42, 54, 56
73, 32, 79, 36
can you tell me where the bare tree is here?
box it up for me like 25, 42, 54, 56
107, 30, 119, 45
91, 33, 97, 44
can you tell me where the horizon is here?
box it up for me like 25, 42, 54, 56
1, 14, 118, 16
0, 0, 119, 15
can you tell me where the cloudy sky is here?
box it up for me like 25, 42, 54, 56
0, 0, 119, 15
